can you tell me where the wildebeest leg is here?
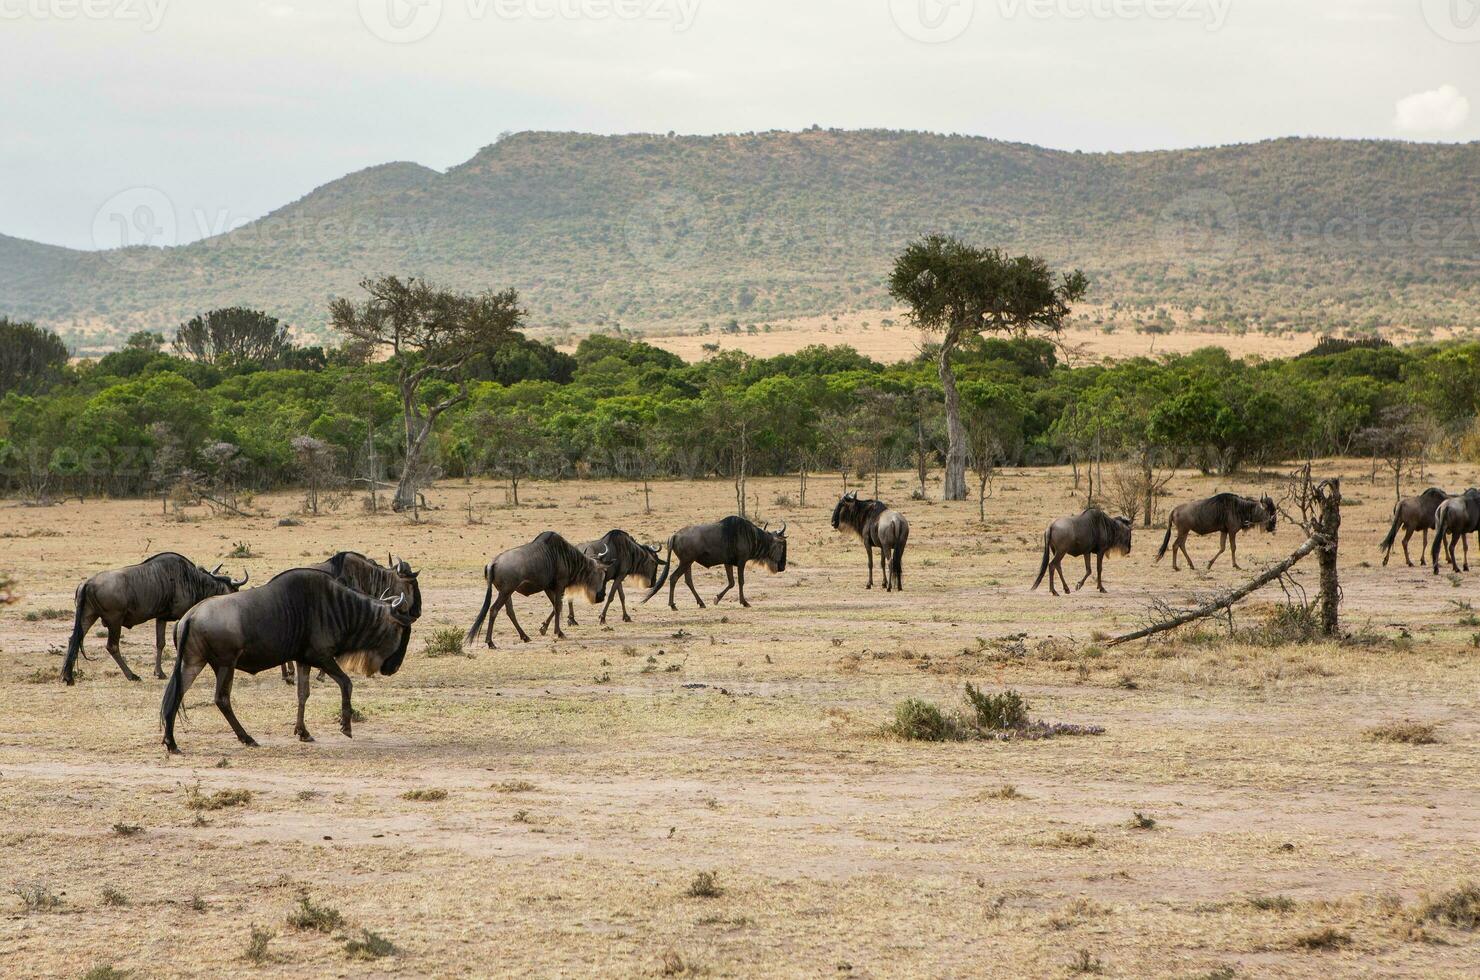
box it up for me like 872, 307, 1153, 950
280, 662, 295, 685
318, 660, 354, 737
1420, 528, 1429, 564
865, 544, 874, 589
1465, 534, 1471, 573
715, 565, 735, 604
1400, 528, 1415, 567
211, 664, 257, 748
504, 595, 531, 643
294, 664, 314, 742
545, 589, 566, 639
161, 657, 206, 754
1076, 553, 1094, 591
153, 619, 169, 679
1208, 532, 1229, 569
736, 564, 750, 607
880, 545, 891, 592
105, 621, 141, 682
485, 592, 508, 648
615, 582, 632, 623
1095, 552, 1107, 593
1175, 532, 1194, 572
569, 598, 579, 627
1229, 531, 1242, 571
598, 582, 619, 625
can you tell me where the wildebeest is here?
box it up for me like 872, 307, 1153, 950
543, 530, 666, 631
644, 516, 787, 609
1031, 508, 1133, 596
465, 532, 614, 647
1156, 493, 1277, 571
1431, 489, 1480, 574
1380, 488, 1450, 567
62, 553, 247, 685
280, 552, 423, 683
161, 569, 414, 753
831, 492, 909, 592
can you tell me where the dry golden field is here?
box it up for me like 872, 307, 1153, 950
1, 464, 1478, 978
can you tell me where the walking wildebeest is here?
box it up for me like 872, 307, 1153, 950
1031, 508, 1133, 596
1431, 489, 1480, 574
280, 552, 423, 683
831, 492, 909, 592
161, 569, 414, 753
1156, 493, 1277, 571
543, 530, 666, 631
465, 532, 614, 648
63, 553, 247, 684
644, 516, 787, 609
1380, 488, 1450, 567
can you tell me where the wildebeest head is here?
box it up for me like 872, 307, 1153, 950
831, 492, 860, 531
374, 590, 416, 676
578, 544, 615, 604
388, 554, 423, 621
758, 521, 788, 573
202, 562, 249, 594
1109, 516, 1134, 556
1258, 495, 1277, 533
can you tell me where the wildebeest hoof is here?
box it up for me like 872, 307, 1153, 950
622, 614, 632, 623
740, 600, 751, 608
126, 674, 142, 683
298, 731, 314, 743
340, 727, 352, 738
1098, 587, 1108, 594
62, 674, 74, 686
242, 738, 259, 748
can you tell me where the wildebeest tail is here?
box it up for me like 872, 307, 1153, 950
160, 617, 190, 730
465, 562, 496, 644
642, 538, 674, 603
61, 582, 91, 685
1379, 506, 1401, 556
1431, 506, 1448, 573
1155, 518, 1174, 563
1031, 533, 1051, 591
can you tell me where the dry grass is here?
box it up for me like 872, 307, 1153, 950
183, 783, 252, 811
1363, 721, 1439, 745
0, 465, 1477, 976
400, 788, 449, 802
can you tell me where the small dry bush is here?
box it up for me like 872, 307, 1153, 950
100, 886, 129, 907
243, 925, 274, 964
1127, 812, 1157, 831
184, 782, 252, 811
1067, 949, 1105, 974
1241, 603, 1321, 646
22, 608, 69, 622
887, 686, 1103, 742
401, 788, 448, 802
1250, 895, 1296, 912
1416, 883, 1480, 930
964, 684, 1029, 730
887, 699, 963, 742
1290, 927, 1352, 950
660, 949, 701, 976
81, 967, 129, 980
112, 823, 142, 836
344, 929, 397, 960
980, 784, 1025, 801
13, 881, 61, 912
493, 780, 537, 793
1364, 721, 1438, 745
422, 626, 470, 658
286, 895, 343, 933
685, 871, 723, 898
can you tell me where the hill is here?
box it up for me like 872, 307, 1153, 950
3, 130, 1478, 351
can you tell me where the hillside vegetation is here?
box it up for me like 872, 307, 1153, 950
4, 130, 1479, 350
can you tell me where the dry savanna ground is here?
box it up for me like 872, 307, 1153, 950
1, 463, 1478, 978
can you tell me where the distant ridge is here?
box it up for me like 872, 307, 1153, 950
2, 129, 1477, 351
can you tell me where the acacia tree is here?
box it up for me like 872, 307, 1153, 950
331, 276, 523, 513
0, 318, 68, 396
1357, 404, 1429, 502
174, 308, 295, 366
888, 236, 1086, 500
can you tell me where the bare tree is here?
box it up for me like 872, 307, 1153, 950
1357, 404, 1429, 503
330, 276, 523, 513
292, 436, 339, 516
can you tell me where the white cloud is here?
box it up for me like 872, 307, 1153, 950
1393, 85, 1471, 133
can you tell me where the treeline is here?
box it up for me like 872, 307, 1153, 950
2, 310, 1479, 515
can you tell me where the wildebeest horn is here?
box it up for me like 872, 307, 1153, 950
231, 571, 249, 587
777, 520, 787, 536
212, 563, 223, 574
389, 593, 404, 609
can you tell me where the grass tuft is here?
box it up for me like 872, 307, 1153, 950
243, 925, 274, 964
1416, 883, 1480, 930
685, 871, 723, 898
401, 788, 448, 802
1067, 949, 1105, 974
493, 780, 537, 793
1291, 927, 1352, 950
1250, 895, 1296, 912
112, 823, 142, 837
344, 929, 397, 960
286, 895, 343, 933
1128, 812, 1157, 831
184, 781, 252, 811
886, 699, 963, 742
12, 881, 62, 912
423, 626, 471, 658
100, 886, 129, 907
964, 683, 1029, 730
1363, 721, 1438, 745
81, 966, 129, 980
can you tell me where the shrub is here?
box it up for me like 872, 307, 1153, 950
685, 871, 723, 898
286, 895, 343, 933
100, 886, 129, 907
1291, 927, 1351, 950
401, 788, 448, 802
13, 881, 61, 912
344, 929, 397, 960
111, 823, 142, 836
1364, 721, 1438, 745
184, 782, 252, 811
81, 967, 129, 980
243, 925, 273, 963
1416, 883, 1480, 930
887, 699, 963, 742
964, 684, 1028, 730
422, 626, 469, 658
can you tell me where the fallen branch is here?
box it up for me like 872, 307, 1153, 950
1107, 534, 1326, 647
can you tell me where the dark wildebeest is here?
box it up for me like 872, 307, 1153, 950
831, 492, 910, 591
644, 516, 788, 609
161, 569, 414, 753
1380, 488, 1450, 567
1431, 489, 1480, 574
543, 530, 666, 631
465, 532, 614, 648
280, 552, 423, 683
63, 553, 247, 684
1032, 509, 1133, 596
1156, 493, 1277, 571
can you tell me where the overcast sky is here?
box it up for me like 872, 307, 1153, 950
2, 0, 1477, 249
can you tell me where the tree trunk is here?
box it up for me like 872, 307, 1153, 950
916, 417, 928, 495
937, 338, 968, 501
394, 406, 431, 512
1316, 478, 1341, 636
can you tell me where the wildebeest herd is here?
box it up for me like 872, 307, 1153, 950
63, 484, 1470, 754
